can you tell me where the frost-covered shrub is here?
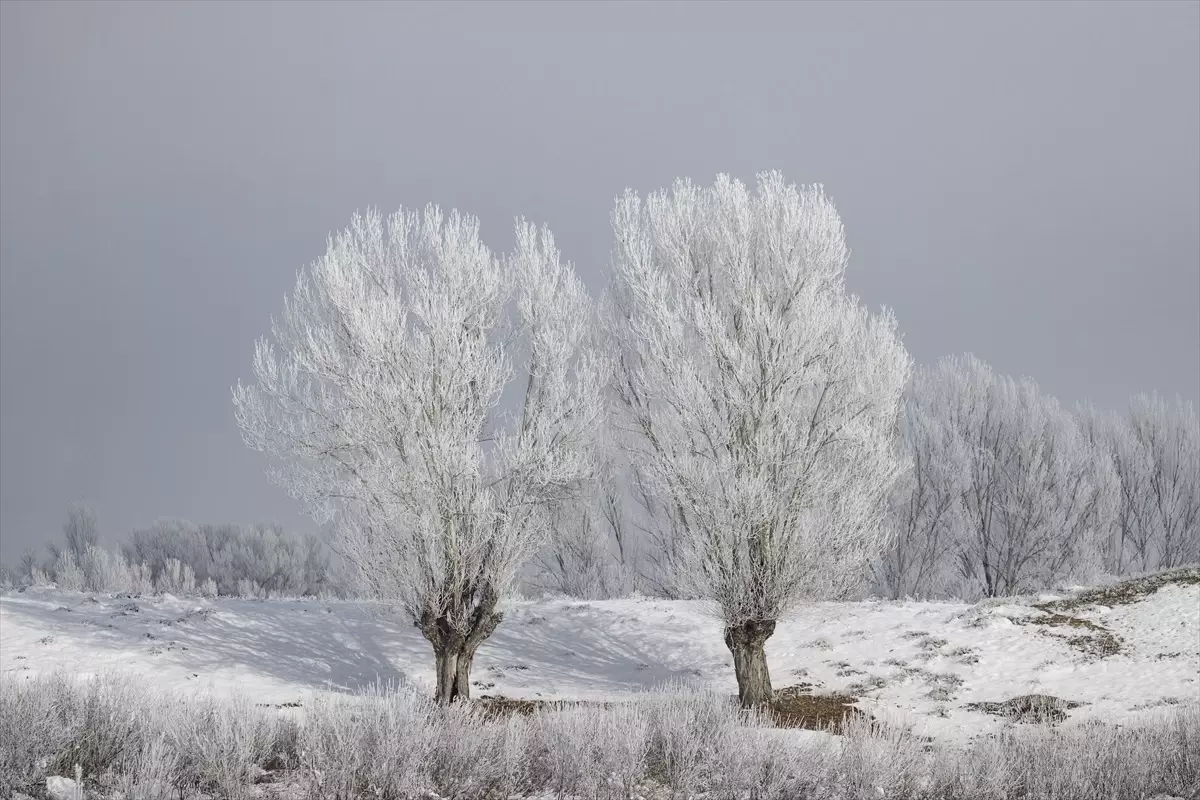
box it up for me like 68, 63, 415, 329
0, 673, 74, 795
172, 694, 291, 800
427, 701, 511, 798
79, 545, 147, 594
28, 544, 154, 596
236, 578, 265, 599
106, 734, 180, 800
829, 712, 931, 799
0, 673, 296, 799
53, 549, 87, 592
23, 506, 335, 599
154, 558, 196, 595
122, 520, 335, 598
3, 673, 1195, 800
642, 686, 744, 794
534, 703, 650, 799
298, 684, 438, 798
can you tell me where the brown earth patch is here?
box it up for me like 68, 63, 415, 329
966, 693, 1084, 723
1015, 609, 1124, 658
769, 685, 867, 733
474, 686, 869, 734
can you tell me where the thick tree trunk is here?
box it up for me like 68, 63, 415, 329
724, 619, 776, 708
420, 596, 504, 704
433, 642, 464, 704
452, 647, 476, 700
452, 606, 503, 700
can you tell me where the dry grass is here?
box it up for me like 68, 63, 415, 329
4, 672, 1197, 800
1008, 567, 1200, 660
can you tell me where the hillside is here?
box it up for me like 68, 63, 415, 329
2, 569, 1197, 744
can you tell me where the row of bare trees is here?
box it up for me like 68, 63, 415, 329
534, 362, 1199, 606
1081, 393, 1200, 574
874, 359, 1198, 602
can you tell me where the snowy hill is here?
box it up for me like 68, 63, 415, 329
2, 569, 1197, 744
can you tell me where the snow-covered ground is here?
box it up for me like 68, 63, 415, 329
2, 575, 1196, 744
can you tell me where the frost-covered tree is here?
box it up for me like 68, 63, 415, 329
234, 207, 606, 702
874, 392, 969, 599
17, 550, 37, 587
1077, 401, 1143, 575
62, 504, 99, 560
914, 356, 1118, 598
608, 172, 911, 707
529, 451, 646, 600
1105, 393, 1200, 570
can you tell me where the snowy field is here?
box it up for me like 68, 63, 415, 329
3, 570, 1197, 745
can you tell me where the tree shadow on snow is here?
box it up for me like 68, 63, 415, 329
0, 593, 416, 695
0, 593, 725, 700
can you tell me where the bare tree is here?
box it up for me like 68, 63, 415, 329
875, 392, 968, 599
18, 550, 36, 586
531, 458, 639, 599
62, 504, 98, 560
1077, 401, 1144, 575
608, 172, 911, 707
1124, 393, 1199, 569
234, 207, 607, 702
914, 356, 1118, 598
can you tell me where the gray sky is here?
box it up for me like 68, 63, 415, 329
1, 0, 1197, 561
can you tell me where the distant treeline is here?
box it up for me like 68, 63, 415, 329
2, 506, 340, 598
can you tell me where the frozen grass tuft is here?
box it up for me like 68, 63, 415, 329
0, 672, 296, 799
2, 672, 1197, 799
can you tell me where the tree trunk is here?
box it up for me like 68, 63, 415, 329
432, 636, 465, 704
420, 604, 504, 704
452, 646, 476, 700
724, 619, 776, 708
452, 607, 503, 700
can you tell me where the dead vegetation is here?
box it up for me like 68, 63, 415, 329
475, 684, 870, 734
1014, 609, 1125, 658
6, 673, 1198, 800
769, 685, 868, 733
1008, 567, 1200, 659
1038, 567, 1200, 613
966, 693, 1085, 724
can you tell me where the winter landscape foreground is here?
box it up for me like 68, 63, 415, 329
2, 568, 1197, 800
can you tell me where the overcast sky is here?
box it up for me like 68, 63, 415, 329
1, 0, 1197, 561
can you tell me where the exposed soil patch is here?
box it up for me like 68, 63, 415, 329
1017, 610, 1124, 658
966, 693, 1084, 724
474, 685, 868, 734
770, 685, 867, 733
474, 695, 570, 718
255, 700, 303, 709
